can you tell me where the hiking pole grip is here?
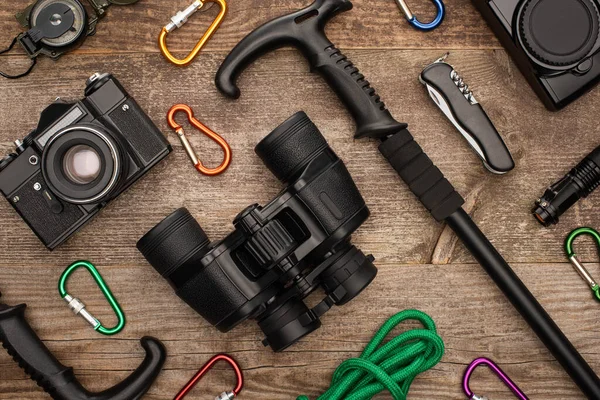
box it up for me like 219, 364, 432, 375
215, 0, 600, 396
0, 298, 167, 400
0, 302, 71, 393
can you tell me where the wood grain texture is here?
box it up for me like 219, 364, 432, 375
1, 0, 600, 399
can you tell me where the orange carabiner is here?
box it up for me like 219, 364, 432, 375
159, 0, 228, 67
167, 104, 232, 176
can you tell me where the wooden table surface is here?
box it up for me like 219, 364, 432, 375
1, 0, 600, 398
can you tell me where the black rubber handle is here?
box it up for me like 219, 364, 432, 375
215, 0, 404, 139
378, 129, 464, 221
216, 0, 463, 217
311, 45, 406, 138
0, 300, 166, 400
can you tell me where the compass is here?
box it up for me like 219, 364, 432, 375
29, 0, 87, 49
2, 0, 140, 78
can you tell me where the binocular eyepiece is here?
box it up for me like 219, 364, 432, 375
138, 112, 376, 351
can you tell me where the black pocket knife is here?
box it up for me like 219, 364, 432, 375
420, 54, 515, 174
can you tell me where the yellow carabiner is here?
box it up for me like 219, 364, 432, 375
159, 0, 228, 67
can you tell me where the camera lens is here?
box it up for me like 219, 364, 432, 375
42, 125, 123, 204
137, 208, 211, 282
321, 245, 377, 306
63, 145, 102, 185
258, 297, 322, 352
255, 111, 328, 183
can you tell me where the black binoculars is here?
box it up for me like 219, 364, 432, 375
138, 112, 377, 351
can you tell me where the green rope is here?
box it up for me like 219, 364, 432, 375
297, 309, 444, 400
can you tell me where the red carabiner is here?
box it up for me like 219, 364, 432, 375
174, 354, 243, 400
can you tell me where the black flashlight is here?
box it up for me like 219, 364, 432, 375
534, 145, 600, 226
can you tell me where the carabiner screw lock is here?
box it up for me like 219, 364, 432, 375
463, 357, 529, 400
167, 104, 232, 176
58, 261, 126, 336
395, 0, 445, 31
565, 227, 600, 301
159, 0, 228, 66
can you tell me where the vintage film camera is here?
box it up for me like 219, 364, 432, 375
473, 0, 600, 110
138, 112, 377, 351
0, 73, 172, 250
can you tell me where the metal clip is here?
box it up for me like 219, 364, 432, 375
174, 354, 243, 400
159, 0, 228, 66
58, 261, 126, 336
167, 104, 232, 176
463, 357, 528, 400
394, 0, 445, 31
565, 227, 600, 301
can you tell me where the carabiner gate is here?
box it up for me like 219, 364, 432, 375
463, 357, 529, 400
565, 227, 600, 301
159, 0, 228, 66
173, 354, 243, 400
395, 0, 445, 31
167, 104, 232, 176
58, 261, 126, 336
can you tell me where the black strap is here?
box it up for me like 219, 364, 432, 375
0, 36, 37, 79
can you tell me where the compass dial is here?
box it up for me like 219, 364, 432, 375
30, 0, 87, 48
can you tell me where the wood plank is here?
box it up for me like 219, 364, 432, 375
1, 262, 598, 399
0, 51, 599, 266
0, 0, 498, 61
2, 1, 600, 399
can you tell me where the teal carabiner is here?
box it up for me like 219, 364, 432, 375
565, 227, 600, 302
58, 261, 126, 335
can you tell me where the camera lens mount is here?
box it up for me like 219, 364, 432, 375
42, 124, 123, 204
517, 0, 600, 68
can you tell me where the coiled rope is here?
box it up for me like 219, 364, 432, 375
297, 309, 444, 400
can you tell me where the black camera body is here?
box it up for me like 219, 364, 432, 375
473, 0, 600, 110
0, 73, 171, 250
138, 112, 377, 351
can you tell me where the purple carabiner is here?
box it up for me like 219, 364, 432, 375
463, 357, 529, 400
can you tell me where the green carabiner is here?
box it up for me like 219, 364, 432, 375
58, 260, 126, 335
565, 227, 600, 302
